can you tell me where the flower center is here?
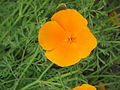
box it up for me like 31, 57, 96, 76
68, 37, 73, 41
67, 36, 75, 43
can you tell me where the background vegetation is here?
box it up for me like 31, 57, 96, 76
0, 0, 120, 90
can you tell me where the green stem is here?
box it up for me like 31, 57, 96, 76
94, 26, 120, 34
47, 69, 81, 82
20, 63, 54, 90
21, 80, 39, 90
38, 63, 54, 80
86, 75, 120, 78
13, 46, 39, 90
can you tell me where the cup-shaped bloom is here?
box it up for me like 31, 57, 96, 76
72, 84, 96, 90
38, 9, 97, 67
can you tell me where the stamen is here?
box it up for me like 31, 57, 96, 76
68, 37, 72, 41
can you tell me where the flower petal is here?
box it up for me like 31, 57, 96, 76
51, 9, 88, 35
38, 21, 67, 50
74, 26, 97, 58
72, 84, 96, 90
45, 41, 82, 67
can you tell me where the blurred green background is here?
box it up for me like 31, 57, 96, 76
0, 0, 120, 90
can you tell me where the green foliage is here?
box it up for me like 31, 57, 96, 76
0, 0, 120, 90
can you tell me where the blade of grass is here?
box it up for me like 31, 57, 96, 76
13, 45, 39, 90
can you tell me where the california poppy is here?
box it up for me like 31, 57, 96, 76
38, 9, 97, 67
72, 84, 96, 90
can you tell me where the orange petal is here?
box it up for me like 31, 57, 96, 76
72, 84, 97, 90
74, 26, 97, 58
51, 9, 88, 35
38, 21, 67, 50
45, 41, 82, 67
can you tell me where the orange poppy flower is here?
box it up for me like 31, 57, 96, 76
72, 84, 96, 90
38, 9, 97, 67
